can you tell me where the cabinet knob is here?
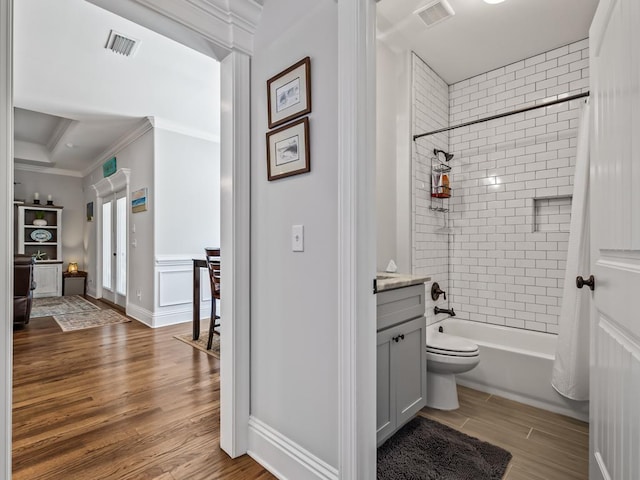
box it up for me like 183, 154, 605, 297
576, 275, 595, 291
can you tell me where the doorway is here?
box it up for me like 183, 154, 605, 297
101, 191, 127, 309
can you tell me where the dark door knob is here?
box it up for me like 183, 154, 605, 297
576, 275, 595, 291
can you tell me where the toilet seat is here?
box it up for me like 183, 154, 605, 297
427, 332, 479, 357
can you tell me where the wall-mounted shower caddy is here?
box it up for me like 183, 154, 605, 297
430, 148, 452, 213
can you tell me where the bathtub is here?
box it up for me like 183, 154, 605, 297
428, 318, 589, 422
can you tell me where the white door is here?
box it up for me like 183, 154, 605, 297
101, 190, 127, 308
589, 0, 640, 478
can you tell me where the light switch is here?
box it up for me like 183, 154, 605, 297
292, 225, 304, 252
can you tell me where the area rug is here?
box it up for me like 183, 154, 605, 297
53, 309, 130, 332
377, 416, 512, 480
31, 295, 100, 318
173, 330, 220, 359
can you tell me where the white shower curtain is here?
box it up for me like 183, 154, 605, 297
551, 100, 590, 401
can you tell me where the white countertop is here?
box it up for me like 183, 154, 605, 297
375, 272, 431, 292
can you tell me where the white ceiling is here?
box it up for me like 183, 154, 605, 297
377, 0, 599, 85
13, 0, 220, 174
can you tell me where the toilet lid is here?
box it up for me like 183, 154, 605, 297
427, 332, 479, 356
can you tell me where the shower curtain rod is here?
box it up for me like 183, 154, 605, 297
413, 91, 590, 141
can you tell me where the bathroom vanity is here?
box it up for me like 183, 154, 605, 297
376, 273, 429, 446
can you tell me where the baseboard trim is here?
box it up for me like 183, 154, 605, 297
151, 305, 199, 328
125, 303, 153, 327
247, 416, 338, 480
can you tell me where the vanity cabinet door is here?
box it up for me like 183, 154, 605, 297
376, 329, 396, 445
393, 316, 426, 427
376, 316, 426, 446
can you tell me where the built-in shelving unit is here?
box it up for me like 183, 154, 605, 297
15, 203, 64, 297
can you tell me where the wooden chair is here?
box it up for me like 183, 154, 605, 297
204, 248, 221, 350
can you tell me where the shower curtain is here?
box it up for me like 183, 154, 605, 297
551, 100, 590, 401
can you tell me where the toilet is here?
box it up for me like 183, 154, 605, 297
426, 329, 480, 410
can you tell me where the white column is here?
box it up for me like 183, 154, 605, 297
220, 50, 251, 458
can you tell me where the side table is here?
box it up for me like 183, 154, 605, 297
62, 270, 88, 296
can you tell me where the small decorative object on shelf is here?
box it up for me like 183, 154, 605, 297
47, 194, 54, 206
67, 262, 79, 274
33, 210, 47, 226
30, 229, 52, 243
33, 192, 40, 205
32, 250, 47, 261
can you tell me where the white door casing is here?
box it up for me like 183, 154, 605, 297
337, 0, 378, 478
92, 168, 131, 310
0, 0, 12, 477
589, 0, 640, 479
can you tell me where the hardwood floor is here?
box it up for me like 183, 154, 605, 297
12, 300, 275, 480
419, 386, 589, 480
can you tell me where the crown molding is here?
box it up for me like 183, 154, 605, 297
82, 117, 153, 178
149, 117, 220, 143
14, 162, 83, 178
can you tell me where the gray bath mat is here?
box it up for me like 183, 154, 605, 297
377, 416, 512, 480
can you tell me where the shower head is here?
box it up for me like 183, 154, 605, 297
434, 148, 454, 162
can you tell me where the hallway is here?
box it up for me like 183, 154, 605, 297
12, 301, 274, 480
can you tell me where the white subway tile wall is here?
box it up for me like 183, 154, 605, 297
412, 53, 450, 326
447, 38, 589, 333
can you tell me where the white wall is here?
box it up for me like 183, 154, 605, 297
448, 39, 589, 333
250, 0, 339, 471
153, 126, 219, 327
83, 129, 154, 311
376, 42, 414, 275
376, 40, 397, 271
13, 170, 84, 268
154, 128, 219, 255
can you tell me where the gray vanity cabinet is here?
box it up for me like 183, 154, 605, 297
376, 284, 427, 446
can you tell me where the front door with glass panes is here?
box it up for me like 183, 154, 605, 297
102, 190, 127, 308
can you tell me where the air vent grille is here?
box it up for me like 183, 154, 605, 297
415, 0, 455, 28
105, 30, 139, 57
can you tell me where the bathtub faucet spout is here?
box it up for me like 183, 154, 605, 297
434, 306, 456, 317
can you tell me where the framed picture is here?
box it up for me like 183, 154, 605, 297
267, 57, 311, 129
86, 201, 94, 221
266, 117, 310, 181
131, 187, 148, 213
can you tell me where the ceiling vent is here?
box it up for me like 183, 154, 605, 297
414, 0, 455, 28
105, 30, 139, 57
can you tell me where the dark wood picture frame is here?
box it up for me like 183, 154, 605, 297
267, 57, 311, 129
266, 117, 310, 181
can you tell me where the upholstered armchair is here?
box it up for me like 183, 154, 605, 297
14, 254, 36, 326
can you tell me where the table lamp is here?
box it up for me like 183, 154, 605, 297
67, 262, 78, 274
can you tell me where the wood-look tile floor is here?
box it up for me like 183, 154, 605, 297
419, 386, 589, 480
12, 300, 275, 480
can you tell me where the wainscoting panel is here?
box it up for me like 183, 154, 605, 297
158, 270, 192, 307
592, 317, 640, 480
155, 255, 212, 327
